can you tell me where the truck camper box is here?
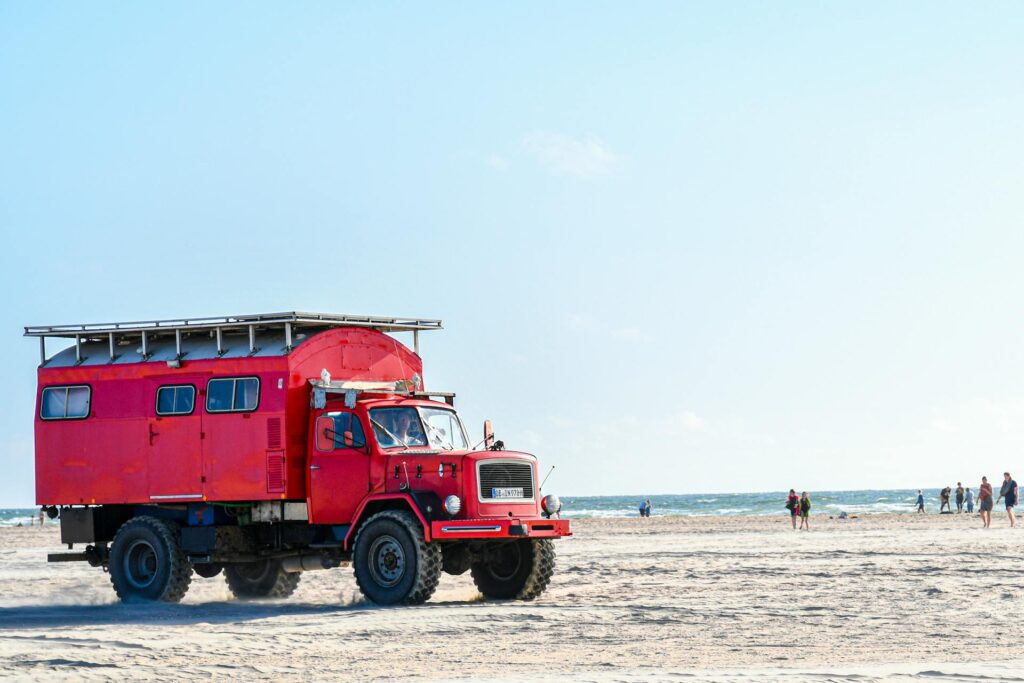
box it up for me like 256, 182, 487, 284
29, 313, 435, 506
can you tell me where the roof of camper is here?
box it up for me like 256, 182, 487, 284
26, 312, 441, 368
25, 312, 442, 338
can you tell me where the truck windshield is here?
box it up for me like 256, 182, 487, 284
369, 406, 469, 450
369, 407, 428, 449
419, 407, 468, 451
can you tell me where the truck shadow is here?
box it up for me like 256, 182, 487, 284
0, 597, 495, 630
0, 601, 378, 629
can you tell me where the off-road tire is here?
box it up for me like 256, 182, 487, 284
108, 516, 193, 603
352, 510, 441, 605
471, 538, 555, 601
224, 560, 300, 599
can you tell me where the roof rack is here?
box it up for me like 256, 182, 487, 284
25, 312, 442, 367
310, 379, 456, 407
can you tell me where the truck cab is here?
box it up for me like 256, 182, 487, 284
304, 388, 569, 604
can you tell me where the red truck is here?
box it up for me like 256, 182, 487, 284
27, 312, 569, 604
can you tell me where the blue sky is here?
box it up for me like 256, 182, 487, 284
2, 3, 1024, 505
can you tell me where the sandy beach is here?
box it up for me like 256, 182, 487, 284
1, 513, 1022, 681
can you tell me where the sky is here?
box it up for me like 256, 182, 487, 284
2, 3, 1024, 505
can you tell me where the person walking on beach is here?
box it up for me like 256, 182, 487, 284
786, 489, 800, 529
799, 491, 811, 530
997, 472, 1018, 527
638, 499, 651, 518
965, 487, 974, 514
916, 490, 925, 513
979, 476, 994, 528
955, 483, 965, 513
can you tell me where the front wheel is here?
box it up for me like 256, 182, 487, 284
471, 539, 555, 601
224, 560, 300, 599
352, 510, 441, 605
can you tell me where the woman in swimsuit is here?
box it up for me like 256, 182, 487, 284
799, 492, 811, 531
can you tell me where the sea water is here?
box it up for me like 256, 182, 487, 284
0, 488, 960, 524
561, 489, 953, 518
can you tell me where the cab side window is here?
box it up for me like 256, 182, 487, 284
315, 412, 366, 451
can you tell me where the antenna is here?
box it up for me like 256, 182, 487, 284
540, 465, 556, 491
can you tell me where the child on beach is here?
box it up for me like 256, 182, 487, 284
916, 490, 925, 513
799, 492, 811, 530
955, 483, 964, 513
965, 487, 974, 514
979, 476, 993, 528
786, 489, 800, 529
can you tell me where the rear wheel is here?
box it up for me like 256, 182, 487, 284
108, 516, 193, 603
224, 560, 300, 599
352, 510, 441, 605
471, 539, 555, 601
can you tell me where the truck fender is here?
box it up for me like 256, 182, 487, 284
344, 494, 431, 551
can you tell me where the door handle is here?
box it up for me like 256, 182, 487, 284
149, 424, 159, 446
310, 465, 321, 471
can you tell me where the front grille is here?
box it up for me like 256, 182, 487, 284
478, 461, 535, 500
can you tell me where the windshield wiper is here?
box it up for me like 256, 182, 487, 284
370, 418, 409, 449
423, 422, 454, 450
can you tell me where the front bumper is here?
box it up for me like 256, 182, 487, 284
430, 517, 571, 540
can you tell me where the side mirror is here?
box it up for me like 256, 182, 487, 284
315, 416, 334, 451
484, 419, 494, 449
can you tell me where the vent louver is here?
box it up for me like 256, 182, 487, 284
267, 451, 285, 492
267, 417, 282, 449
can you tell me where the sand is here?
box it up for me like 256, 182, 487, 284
1, 513, 1023, 682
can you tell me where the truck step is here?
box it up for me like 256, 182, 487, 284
47, 552, 91, 563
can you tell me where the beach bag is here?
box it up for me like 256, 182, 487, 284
785, 499, 796, 511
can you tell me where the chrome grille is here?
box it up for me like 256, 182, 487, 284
478, 461, 535, 501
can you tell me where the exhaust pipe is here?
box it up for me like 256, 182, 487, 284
281, 554, 333, 573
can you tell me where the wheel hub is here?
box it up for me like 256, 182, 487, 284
123, 539, 159, 589
369, 535, 406, 587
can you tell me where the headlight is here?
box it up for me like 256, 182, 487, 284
443, 495, 462, 516
541, 494, 562, 516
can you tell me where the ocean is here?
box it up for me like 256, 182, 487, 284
0, 488, 958, 525
561, 488, 953, 518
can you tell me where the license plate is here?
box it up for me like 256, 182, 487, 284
492, 487, 524, 499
